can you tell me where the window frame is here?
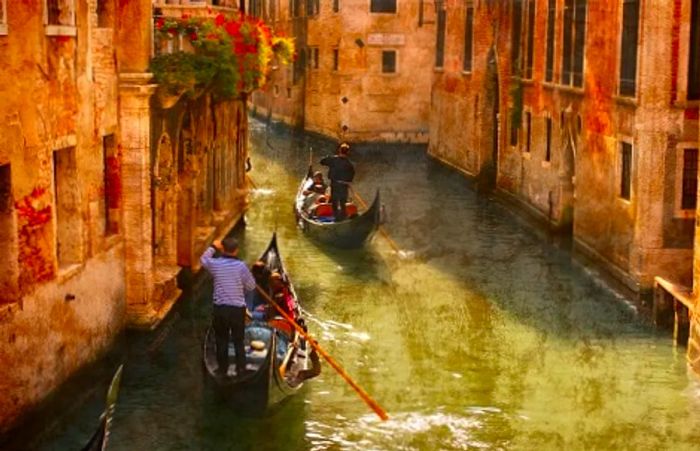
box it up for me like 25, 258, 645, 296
618, 140, 633, 202
617, 0, 641, 98
369, 0, 397, 14
545, 116, 553, 162
544, 0, 556, 82
381, 49, 398, 74
44, 0, 77, 36
674, 143, 700, 217
435, 8, 446, 68
463, 2, 474, 73
560, 0, 587, 88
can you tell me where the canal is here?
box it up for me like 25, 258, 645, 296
12, 118, 700, 450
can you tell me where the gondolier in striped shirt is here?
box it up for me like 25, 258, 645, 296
200, 237, 256, 377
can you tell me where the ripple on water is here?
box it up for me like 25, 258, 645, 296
305, 410, 508, 450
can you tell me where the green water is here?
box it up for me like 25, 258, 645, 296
12, 118, 700, 450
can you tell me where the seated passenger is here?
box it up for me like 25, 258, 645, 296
302, 172, 328, 211
247, 260, 270, 320
269, 272, 296, 320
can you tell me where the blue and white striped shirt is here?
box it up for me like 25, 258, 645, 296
200, 247, 256, 307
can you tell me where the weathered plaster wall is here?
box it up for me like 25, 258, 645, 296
0, 246, 125, 434
0, 1, 125, 432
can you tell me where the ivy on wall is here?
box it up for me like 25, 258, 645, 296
150, 13, 295, 101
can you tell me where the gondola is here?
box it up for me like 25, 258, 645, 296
81, 365, 123, 451
295, 166, 381, 248
202, 233, 320, 407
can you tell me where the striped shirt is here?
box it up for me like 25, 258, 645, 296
200, 247, 256, 307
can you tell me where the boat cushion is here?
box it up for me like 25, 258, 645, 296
314, 204, 333, 217
346, 203, 358, 217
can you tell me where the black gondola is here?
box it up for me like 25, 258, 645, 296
295, 167, 381, 248
202, 233, 320, 407
81, 365, 123, 451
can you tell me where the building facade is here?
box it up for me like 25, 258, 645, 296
251, 0, 435, 143
429, 0, 699, 299
0, 0, 248, 433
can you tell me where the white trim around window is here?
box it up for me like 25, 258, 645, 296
43, 0, 77, 36
0, 0, 7, 35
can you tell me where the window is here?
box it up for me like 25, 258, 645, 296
511, 0, 523, 71
306, 0, 319, 16
545, 0, 555, 81
308, 47, 319, 69
620, 142, 632, 200
333, 0, 340, 12
53, 147, 82, 268
435, 9, 446, 68
682, 148, 698, 209
689, 0, 700, 100
292, 0, 302, 17
545, 117, 552, 161
525, 112, 532, 152
382, 50, 397, 73
96, 0, 114, 28
333, 48, 339, 71
525, 0, 536, 78
463, 4, 474, 72
0, 0, 8, 34
510, 109, 519, 146
102, 135, 118, 235
619, 0, 640, 96
45, 0, 75, 26
561, 0, 587, 87
287, 87, 292, 98
0, 164, 15, 305
370, 0, 396, 13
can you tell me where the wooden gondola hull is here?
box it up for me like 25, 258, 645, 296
295, 171, 381, 248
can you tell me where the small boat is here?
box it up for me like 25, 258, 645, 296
202, 233, 320, 407
81, 365, 123, 451
295, 166, 381, 248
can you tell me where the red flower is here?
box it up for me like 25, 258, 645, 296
182, 13, 190, 19
156, 17, 165, 30
190, 32, 198, 41
215, 13, 226, 26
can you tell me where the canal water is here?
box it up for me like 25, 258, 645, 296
12, 118, 700, 450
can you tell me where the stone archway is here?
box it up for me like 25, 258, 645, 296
153, 133, 178, 268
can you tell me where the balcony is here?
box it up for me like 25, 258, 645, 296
153, 1, 238, 17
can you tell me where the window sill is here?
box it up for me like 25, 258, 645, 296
542, 81, 557, 90
45, 25, 77, 37
380, 72, 399, 77
617, 197, 633, 208
461, 70, 473, 77
0, 24, 7, 35
57, 263, 83, 284
104, 233, 122, 251
434, 67, 444, 73
522, 151, 531, 160
673, 208, 696, 220
541, 160, 551, 168
614, 95, 638, 107
556, 85, 585, 96
673, 100, 700, 109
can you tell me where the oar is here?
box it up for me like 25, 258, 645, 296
348, 185, 402, 254
255, 285, 389, 421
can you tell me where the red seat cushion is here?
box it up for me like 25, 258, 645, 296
314, 204, 333, 217
345, 203, 358, 217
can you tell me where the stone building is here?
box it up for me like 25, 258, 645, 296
0, 0, 248, 433
429, 0, 699, 300
251, 0, 435, 143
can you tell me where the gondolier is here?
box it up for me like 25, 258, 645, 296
200, 237, 256, 377
320, 142, 355, 221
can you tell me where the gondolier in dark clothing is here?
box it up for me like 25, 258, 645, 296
320, 142, 355, 221
200, 237, 256, 377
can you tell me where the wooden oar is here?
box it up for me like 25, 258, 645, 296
348, 185, 402, 254
255, 285, 389, 421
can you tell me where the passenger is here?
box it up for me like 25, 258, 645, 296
302, 171, 328, 211
246, 260, 270, 320
320, 142, 355, 221
269, 272, 296, 319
